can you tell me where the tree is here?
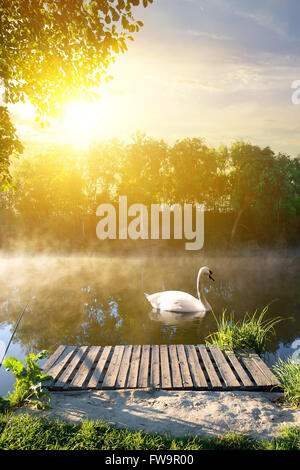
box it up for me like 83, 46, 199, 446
228, 142, 293, 242
0, 0, 153, 118
0, 0, 153, 190
166, 138, 219, 207
0, 106, 23, 189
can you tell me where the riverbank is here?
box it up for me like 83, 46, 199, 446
12, 390, 300, 441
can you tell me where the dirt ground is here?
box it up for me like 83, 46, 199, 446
17, 389, 300, 440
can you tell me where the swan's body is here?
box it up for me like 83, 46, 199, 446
149, 308, 206, 324
145, 266, 214, 313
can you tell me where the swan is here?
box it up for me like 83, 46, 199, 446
144, 266, 215, 313
149, 308, 207, 324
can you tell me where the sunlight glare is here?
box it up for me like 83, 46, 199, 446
62, 100, 106, 147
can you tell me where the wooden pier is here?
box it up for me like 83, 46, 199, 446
42, 344, 280, 392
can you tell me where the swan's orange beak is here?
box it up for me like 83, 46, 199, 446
209, 272, 215, 281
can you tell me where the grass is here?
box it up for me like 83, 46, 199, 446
0, 414, 299, 450
205, 306, 283, 355
273, 358, 300, 409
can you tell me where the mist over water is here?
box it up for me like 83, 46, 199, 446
0, 253, 299, 395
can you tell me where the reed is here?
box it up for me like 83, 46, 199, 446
206, 306, 283, 355
273, 358, 300, 408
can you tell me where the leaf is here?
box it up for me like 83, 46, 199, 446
3, 357, 24, 375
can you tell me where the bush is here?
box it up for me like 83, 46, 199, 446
3, 351, 52, 409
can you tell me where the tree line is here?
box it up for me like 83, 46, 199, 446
0, 133, 299, 250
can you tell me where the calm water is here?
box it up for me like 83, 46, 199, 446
0, 254, 299, 395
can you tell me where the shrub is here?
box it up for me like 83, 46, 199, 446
3, 351, 52, 409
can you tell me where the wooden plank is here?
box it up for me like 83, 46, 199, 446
126, 345, 141, 388
197, 345, 222, 388
225, 350, 253, 388
102, 345, 125, 389
250, 352, 281, 386
185, 345, 207, 389
160, 345, 172, 389
52, 346, 89, 389
87, 346, 112, 388
238, 352, 270, 387
150, 345, 160, 389
116, 345, 133, 389
138, 345, 150, 388
43, 345, 66, 373
176, 344, 193, 388
208, 345, 240, 388
168, 345, 182, 389
43, 343, 279, 391
70, 346, 101, 389
46, 346, 77, 383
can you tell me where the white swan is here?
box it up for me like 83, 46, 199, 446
144, 266, 215, 313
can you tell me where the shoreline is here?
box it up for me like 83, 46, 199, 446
15, 389, 300, 441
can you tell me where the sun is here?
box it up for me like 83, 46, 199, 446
62, 101, 99, 145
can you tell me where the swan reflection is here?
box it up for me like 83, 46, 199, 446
149, 308, 207, 325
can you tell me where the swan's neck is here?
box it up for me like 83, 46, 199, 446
197, 271, 212, 311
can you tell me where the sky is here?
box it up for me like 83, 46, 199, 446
9, 0, 300, 156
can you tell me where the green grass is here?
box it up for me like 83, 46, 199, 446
0, 414, 299, 450
206, 306, 283, 355
273, 358, 300, 409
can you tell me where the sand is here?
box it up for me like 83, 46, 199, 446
16, 389, 300, 440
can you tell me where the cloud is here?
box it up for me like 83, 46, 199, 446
234, 9, 288, 39
187, 29, 233, 41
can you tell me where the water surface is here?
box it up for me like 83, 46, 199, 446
0, 254, 299, 395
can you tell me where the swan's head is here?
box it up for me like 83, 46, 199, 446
199, 266, 215, 281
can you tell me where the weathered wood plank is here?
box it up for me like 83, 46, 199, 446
185, 345, 207, 389
208, 345, 240, 388
238, 352, 271, 387
53, 346, 89, 389
46, 346, 77, 383
160, 345, 172, 389
138, 345, 150, 388
177, 344, 193, 388
225, 350, 253, 388
44, 343, 278, 391
250, 352, 281, 386
127, 345, 141, 388
70, 346, 102, 389
150, 345, 160, 389
116, 345, 133, 389
87, 346, 111, 389
102, 345, 125, 389
43, 345, 66, 373
168, 345, 182, 389
197, 345, 222, 388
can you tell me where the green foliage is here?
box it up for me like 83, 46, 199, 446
0, 0, 153, 119
273, 358, 300, 408
0, 396, 10, 412
0, 415, 299, 450
205, 306, 284, 355
0, 106, 23, 188
3, 351, 52, 409
1, 138, 300, 248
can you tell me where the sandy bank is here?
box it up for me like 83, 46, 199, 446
16, 389, 300, 440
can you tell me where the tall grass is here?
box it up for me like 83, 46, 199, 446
205, 306, 283, 355
0, 414, 299, 450
273, 358, 300, 408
